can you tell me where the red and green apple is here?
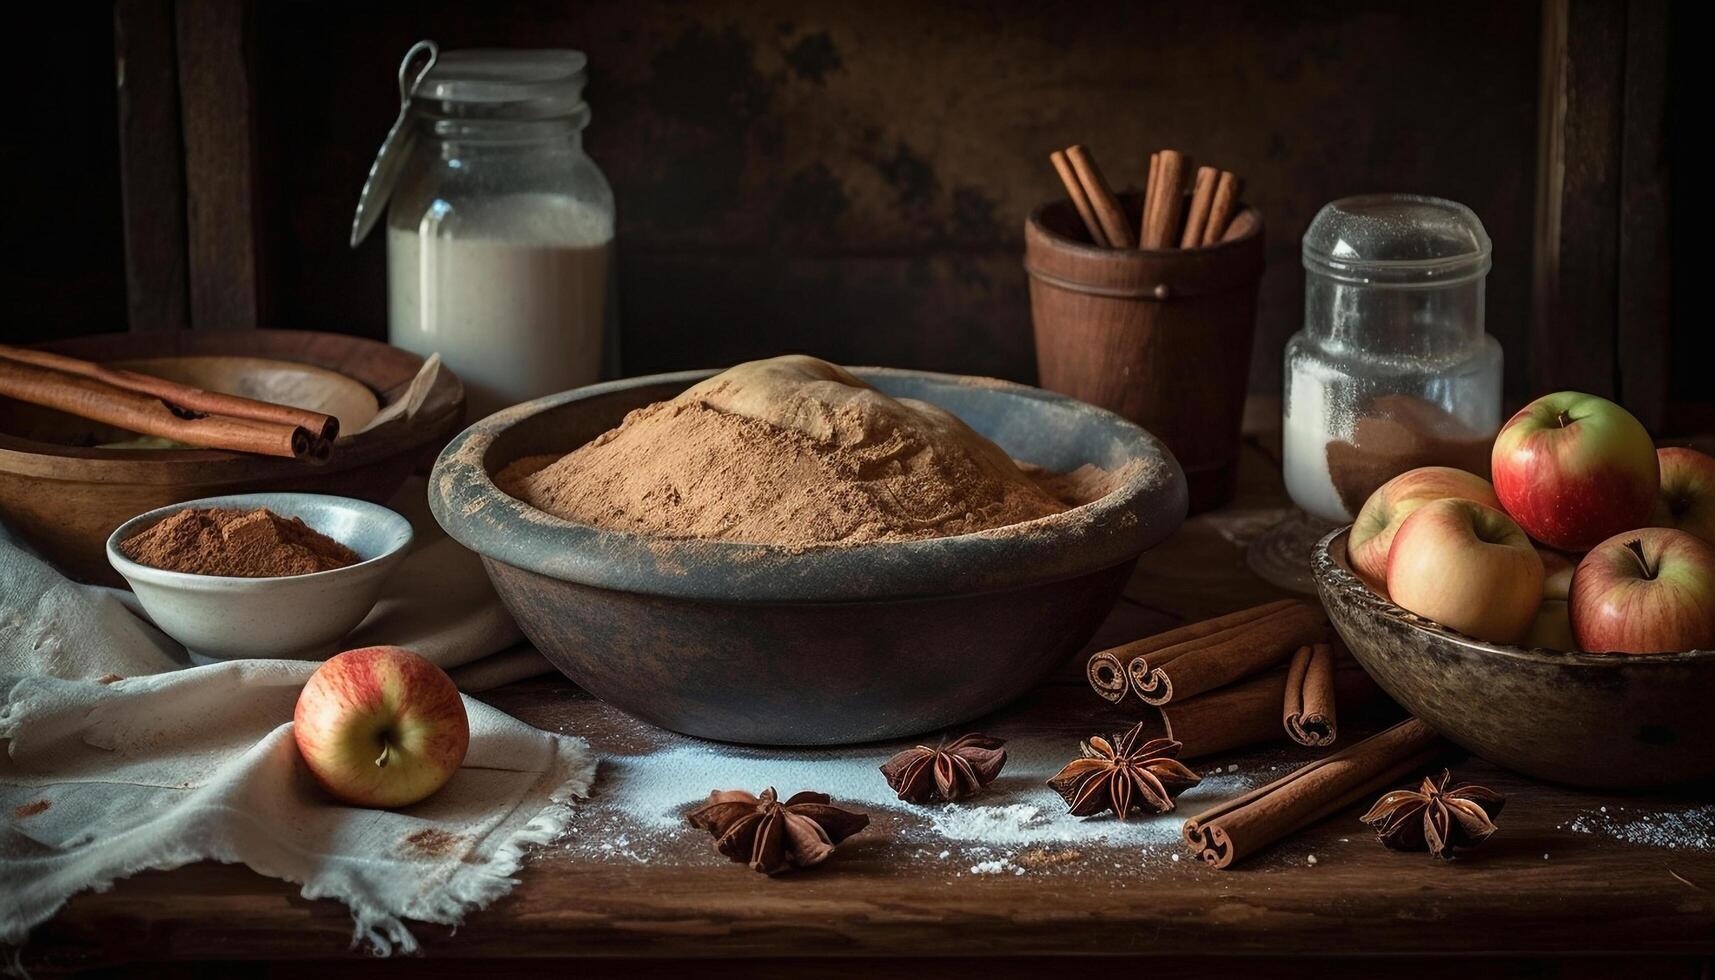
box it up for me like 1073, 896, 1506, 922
1652, 446, 1715, 545
1490, 391, 1659, 551
293, 645, 470, 808
1569, 527, 1715, 654
1348, 466, 1499, 589
1386, 498, 1544, 644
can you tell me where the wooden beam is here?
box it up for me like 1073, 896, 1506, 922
114, 0, 189, 333
1616, 0, 1671, 432
176, 0, 261, 329
1531, 0, 1625, 400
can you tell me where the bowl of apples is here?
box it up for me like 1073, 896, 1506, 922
1314, 392, 1715, 789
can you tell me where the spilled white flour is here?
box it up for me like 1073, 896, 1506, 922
554, 732, 1291, 876
1561, 804, 1715, 851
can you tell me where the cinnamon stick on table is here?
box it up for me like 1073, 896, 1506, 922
1162, 657, 1377, 759
1130, 602, 1328, 706
1182, 717, 1443, 869
1064, 145, 1136, 248
1283, 643, 1338, 747
1049, 149, 1109, 247
0, 343, 338, 441
0, 357, 321, 460
1086, 599, 1298, 703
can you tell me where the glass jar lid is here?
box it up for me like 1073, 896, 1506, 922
413, 49, 588, 117
1302, 194, 1492, 287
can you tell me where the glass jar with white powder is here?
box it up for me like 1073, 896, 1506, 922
1284, 195, 1501, 522
1249, 194, 1500, 592
354, 43, 615, 421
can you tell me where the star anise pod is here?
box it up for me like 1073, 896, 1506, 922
879, 733, 1008, 803
1360, 769, 1505, 859
685, 787, 869, 875
1046, 721, 1200, 819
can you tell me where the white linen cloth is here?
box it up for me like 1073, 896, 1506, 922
0, 482, 588, 954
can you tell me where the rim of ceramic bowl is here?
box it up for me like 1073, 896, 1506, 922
429, 367, 1189, 604
1313, 526, 1714, 666
106, 492, 414, 588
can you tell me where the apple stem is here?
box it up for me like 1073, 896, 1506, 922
1624, 538, 1656, 580
375, 741, 392, 768
1555, 409, 1574, 428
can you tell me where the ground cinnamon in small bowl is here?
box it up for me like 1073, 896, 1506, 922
119, 507, 360, 577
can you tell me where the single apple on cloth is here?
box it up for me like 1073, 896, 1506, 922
0, 660, 594, 953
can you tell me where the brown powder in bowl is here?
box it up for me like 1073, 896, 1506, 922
496, 355, 1116, 548
120, 507, 360, 577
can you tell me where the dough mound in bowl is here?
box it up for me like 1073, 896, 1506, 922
495, 354, 1097, 547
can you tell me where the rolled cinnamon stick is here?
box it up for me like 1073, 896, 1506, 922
0, 357, 317, 460
1144, 150, 1186, 248
1086, 649, 1129, 703
1131, 603, 1328, 706
1164, 656, 1375, 759
1089, 601, 1296, 676
1049, 149, 1109, 247
1179, 166, 1219, 248
1182, 718, 1443, 869
1201, 171, 1240, 245
0, 343, 338, 441
1220, 207, 1260, 243
1283, 643, 1337, 747
1064, 145, 1136, 249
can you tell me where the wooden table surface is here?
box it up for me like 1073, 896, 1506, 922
21, 437, 1715, 978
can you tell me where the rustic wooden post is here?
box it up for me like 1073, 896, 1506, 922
114, 0, 189, 333
1532, 0, 1671, 431
175, 0, 263, 330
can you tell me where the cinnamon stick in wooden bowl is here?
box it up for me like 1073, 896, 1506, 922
0, 330, 465, 585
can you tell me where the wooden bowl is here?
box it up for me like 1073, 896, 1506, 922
1314, 527, 1715, 789
430, 368, 1188, 746
0, 330, 464, 585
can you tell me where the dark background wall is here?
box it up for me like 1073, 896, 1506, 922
3, 2, 1681, 408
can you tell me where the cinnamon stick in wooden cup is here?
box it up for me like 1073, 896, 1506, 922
1064, 145, 1135, 248
1283, 643, 1338, 746
1130, 602, 1328, 705
0, 343, 338, 441
1144, 150, 1187, 248
1182, 717, 1443, 869
1049, 149, 1109, 247
0, 357, 317, 460
1180, 166, 1219, 248
1140, 152, 1162, 247
1202, 171, 1241, 245
1221, 207, 1261, 243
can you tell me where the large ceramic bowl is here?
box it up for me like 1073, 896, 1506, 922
1314, 527, 1715, 789
430, 368, 1187, 745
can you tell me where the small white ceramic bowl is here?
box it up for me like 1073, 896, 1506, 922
106, 492, 413, 662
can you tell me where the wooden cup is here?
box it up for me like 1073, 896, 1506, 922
1025, 194, 1264, 513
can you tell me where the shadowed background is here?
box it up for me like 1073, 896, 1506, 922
4, 1, 1690, 416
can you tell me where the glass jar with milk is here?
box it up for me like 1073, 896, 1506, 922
353, 43, 614, 421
